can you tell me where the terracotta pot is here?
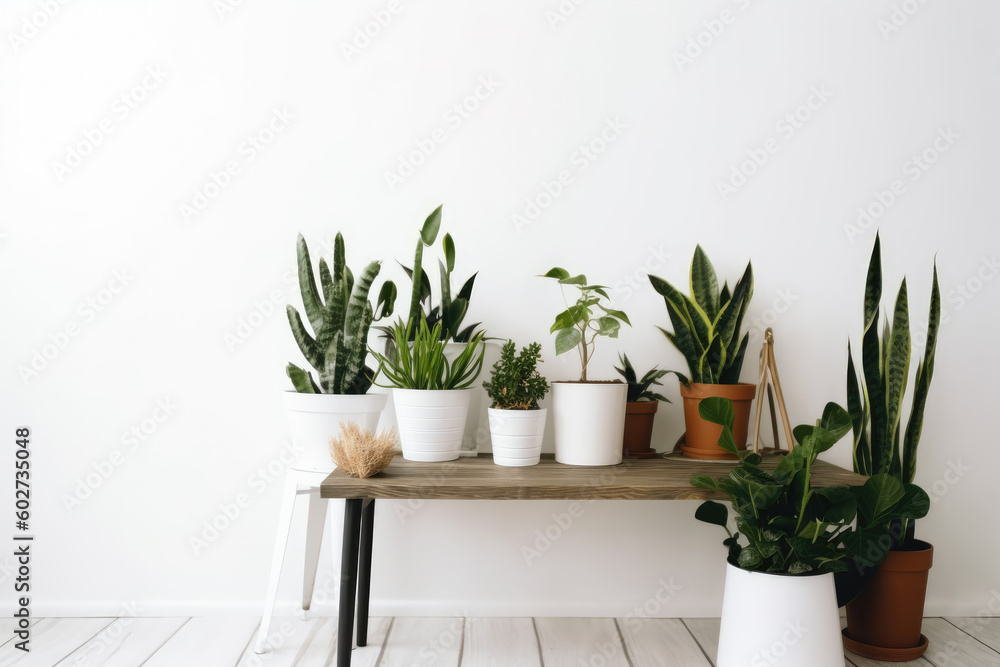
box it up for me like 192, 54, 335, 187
679, 382, 756, 460
623, 401, 658, 458
844, 540, 933, 661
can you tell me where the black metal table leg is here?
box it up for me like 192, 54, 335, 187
338, 499, 362, 667
356, 498, 376, 647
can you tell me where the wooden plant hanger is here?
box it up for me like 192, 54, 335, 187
752, 328, 795, 455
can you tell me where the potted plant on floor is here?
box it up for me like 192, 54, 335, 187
482, 341, 549, 467
613, 354, 670, 459
284, 232, 397, 472
839, 233, 940, 661
541, 268, 630, 466
369, 317, 485, 462
648, 246, 754, 460
382, 204, 499, 456
691, 398, 927, 667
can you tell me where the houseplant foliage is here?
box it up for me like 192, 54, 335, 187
692, 397, 929, 667
541, 267, 631, 465
286, 232, 396, 394
396, 204, 481, 343
541, 268, 630, 382
483, 341, 549, 410
648, 246, 755, 460
369, 317, 486, 462
614, 354, 671, 458
483, 341, 549, 466
282, 231, 396, 472
841, 233, 940, 659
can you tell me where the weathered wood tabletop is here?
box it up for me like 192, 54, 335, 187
320, 453, 867, 501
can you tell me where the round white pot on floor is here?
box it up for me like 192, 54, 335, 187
488, 408, 547, 466
717, 561, 845, 667
551, 381, 626, 466
283, 392, 388, 473
393, 388, 473, 462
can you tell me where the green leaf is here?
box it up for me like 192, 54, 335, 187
691, 245, 721, 323
286, 363, 320, 393
903, 262, 939, 483
286, 305, 322, 370
859, 473, 906, 528
596, 316, 621, 337
554, 328, 582, 356
541, 267, 570, 280
421, 205, 442, 245
597, 304, 631, 326
787, 561, 814, 575
698, 397, 735, 430
457, 272, 477, 302
864, 234, 883, 331
690, 475, 719, 490
738, 547, 763, 570
695, 501, 729, 527
558, 274, 588, 286
375, 281, 396, 320
295, 234, 325, 334
885, 280, 911, 463
443, 233, 456, 272
877, 483, 930, 523
550, 306, 586, 333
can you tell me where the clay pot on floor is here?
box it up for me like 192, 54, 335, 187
623, 401, 658, 458
680, 382, 756, 460
843, 540, 934, 661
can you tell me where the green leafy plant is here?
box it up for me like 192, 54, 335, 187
691, 397, 927, 575
541, 268, 631, 381
286, 232, 396, 394
483, 341, 549, 410
397, 204, 481, 343
648, 246, 753, 385
613, 354, 671, 403
847, 233, 940, 485
369, 317, 485, 390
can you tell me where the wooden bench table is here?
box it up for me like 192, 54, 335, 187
320, 453, 866, 667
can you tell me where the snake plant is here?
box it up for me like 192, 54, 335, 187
847, 233, 940, 483
285, 232, 396, 394
396, 204, 481, 343
614, 354, 671, 403
648, 246, 753, 385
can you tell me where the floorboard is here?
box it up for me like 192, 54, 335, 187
377, 617, 463, 667
921, 618, 1000, 666
54, 618, 187, 667
142, 617, 258, 667
234, 616, 391, 667
533, 618, 630, 667
0, 618, 113, 667
619, 618, 712, 666
461, 617, 541, 667
681, 618, 721, 666
947, 617, 1000, 655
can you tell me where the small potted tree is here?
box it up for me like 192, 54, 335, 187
541, 268, 630, 466
840, 233, 940, 661
613, 354, 671, 459
691, 398, 928, 667
369, 317, 485, 462
482, 341, 549, 466
284, 232, 396, 472
648, 246, 754, 460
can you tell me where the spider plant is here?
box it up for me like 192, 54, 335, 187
370, 317, 485, 390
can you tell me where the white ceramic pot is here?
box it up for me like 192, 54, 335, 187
283, 392, 388, 473
551, 381, 626, 466
488, 408, 547, 466
393, 388, 473, 462
717, 561, 845, 667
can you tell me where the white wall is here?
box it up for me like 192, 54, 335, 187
2, 0, 998, 618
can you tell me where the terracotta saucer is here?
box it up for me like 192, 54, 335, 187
678, 444, 739, 461
842, 628, 929, 661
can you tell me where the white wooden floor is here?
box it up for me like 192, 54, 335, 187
1, 616, 998, 666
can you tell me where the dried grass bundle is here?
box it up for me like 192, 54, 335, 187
330, 422, 398, 478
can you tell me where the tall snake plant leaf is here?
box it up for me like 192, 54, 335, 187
903, 262, 940, 483
861, 242, 887, 474
286, 363, 321, 393
439, 259, 452, 317
713, 263, 753, 357
296, 234, 326, 333
287, 305, 322, 370
650, 275, 705, 379
691, 245, 721, 322
347, 261, 382, 338
319, 258, 336, 308
332, 232, 345, 282
720, 333, 749, 384
846, 344, 872, 475
884, 280, 911, 474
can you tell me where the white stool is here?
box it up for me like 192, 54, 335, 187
254, 467, 333, 654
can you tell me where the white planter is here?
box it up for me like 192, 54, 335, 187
378, 341, 500, 456
488, 408, 547, 466
283, 392, 388, 473
551, 381, 626, 466
717, 561, 845, 667
393, 388, 473, 462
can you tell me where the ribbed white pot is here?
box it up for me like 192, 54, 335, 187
488, 408, 547, 467
283, 392, 388, 473
717, 561, 845, 667
551, 381, 626, 466
393, 388, 473, 462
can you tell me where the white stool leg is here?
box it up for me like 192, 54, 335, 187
301, 489, 328, 617
254, 472, 300, 654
